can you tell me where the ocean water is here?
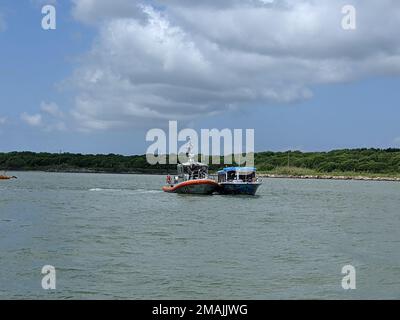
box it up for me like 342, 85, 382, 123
0, 171, 399, 299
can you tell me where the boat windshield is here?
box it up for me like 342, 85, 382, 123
218, 168, 256, 182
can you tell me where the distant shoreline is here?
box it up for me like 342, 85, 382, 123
5, 168, 400, 182
4, 168, 165, 175
259, 173, 400, 182
2, 149, 400, 181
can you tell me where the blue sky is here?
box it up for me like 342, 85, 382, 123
1, 1, 400, 155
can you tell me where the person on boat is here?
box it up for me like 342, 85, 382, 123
166, 175, 172, 185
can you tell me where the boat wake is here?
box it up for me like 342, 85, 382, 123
89, 188, 161, 194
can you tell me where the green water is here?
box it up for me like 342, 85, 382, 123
0, 172, 399, 299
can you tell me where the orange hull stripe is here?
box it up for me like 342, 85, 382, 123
163, 179, 218, 192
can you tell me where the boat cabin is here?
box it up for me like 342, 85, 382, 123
177, 162, 209, 181
217, 167, 256, 183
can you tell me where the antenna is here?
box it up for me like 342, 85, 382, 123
186, 138, 195, 164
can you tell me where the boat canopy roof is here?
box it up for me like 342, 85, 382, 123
218, 167, 256, 174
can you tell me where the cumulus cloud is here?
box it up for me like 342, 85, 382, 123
40, 101, 64, 118
21, 113, 43, 127
21, 102, 66, 131
68, 0, 400, 131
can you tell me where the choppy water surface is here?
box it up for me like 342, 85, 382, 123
1, 172, 399, 299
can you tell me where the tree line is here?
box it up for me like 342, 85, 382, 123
0, 148, 400, 175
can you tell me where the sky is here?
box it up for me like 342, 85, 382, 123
0, 0, 400, 155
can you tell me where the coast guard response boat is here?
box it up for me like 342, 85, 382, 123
162, 143, 219, 195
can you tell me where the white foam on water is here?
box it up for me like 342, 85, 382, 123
89, 188, 126, 192
89, 188, 162, 194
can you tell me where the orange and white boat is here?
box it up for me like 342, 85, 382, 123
162, 142, 219, 195
0, 173, 17, 180
163, 178, 219, 194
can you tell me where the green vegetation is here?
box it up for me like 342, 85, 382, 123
264, 166, 320, 176
0, 152, 175, 174
1, 148, 400, 177
254, 149, 400, 177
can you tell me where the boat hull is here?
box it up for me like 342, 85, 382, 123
218, 182, 261, 195
163, 179, 219, 195
0, 176, 16, 180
